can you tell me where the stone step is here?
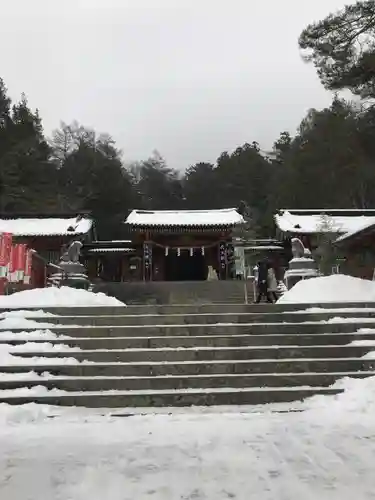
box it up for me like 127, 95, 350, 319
1, 357, 374, 377
0, 386, 343, 407
0, 371, 373, 392
11, 344, 374, 362
3, 302, 375, 316
27, 311, 375, 326
4, 332, 375, 349
7, 321, 375, 337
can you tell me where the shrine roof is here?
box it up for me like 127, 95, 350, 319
0, 215, 93, 237
335, 220, 375, 245
125, 209, 244, 228
275, 210, 375, 235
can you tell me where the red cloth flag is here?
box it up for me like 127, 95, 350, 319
0, 233, 13, 278
14, 244, 27, 282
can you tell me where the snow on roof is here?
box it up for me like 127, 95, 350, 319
274, 210, 375, 235
125, 209, 244, 227
244, 245, 284, 251
88, 247, 134, 253
0, 216, 93, 237
335, 219, 375, 244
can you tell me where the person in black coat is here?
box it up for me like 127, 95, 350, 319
255, 260, 273, 303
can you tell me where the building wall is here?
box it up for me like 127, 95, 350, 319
338, 236, 375, 280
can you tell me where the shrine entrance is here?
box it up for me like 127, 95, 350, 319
124, 208, 244, 282
165, 250, 208, 281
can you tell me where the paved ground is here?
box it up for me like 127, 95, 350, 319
0, 399, 374, 500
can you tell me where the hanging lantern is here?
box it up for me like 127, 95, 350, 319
177, 248, 181, 257
165, 247, 169, 256
201, 247, 205, 256
190, 248, 193, 257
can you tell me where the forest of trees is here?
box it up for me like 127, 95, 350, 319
1, 1, 375, 240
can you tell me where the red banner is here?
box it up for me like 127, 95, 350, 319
7, 245, 15, 282
15, 244, 26, 271
9, 244, 27, 282
0, 233, 13, 267
0, 233, 13, 280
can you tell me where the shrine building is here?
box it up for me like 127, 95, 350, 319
124, 208, 245, 281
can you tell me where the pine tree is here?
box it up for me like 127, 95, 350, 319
299, 1, 375, 98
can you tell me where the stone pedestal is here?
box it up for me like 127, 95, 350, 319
284, 256, 320, 290
48, 261, 90, 290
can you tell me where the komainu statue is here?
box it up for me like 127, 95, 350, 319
61, 240, 83, 263
291, 237, 306, 259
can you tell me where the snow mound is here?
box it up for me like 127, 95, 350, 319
0, 287, 125, 308
306, 375, 375, 414
278, 274, 375, 304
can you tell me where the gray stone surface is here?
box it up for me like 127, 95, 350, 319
0, 358, 374, 377
0, 371, 370, 392
2, 302, 375, 407
0, 387, 342, 408
3, 331, 375, 349
25, 310, 375, 326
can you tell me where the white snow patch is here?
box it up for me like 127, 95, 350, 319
0, 286, 125, 308
126, 208, 244, 227
291, 307, 375, 314
349, 339, 375, 346
305, 375, 375, 414
361, 350, 375, 359
275, 210, 375, 234
0, 386, 68, 397
278, 274, 375, 304
0, 371, 53, 380
0, 317, 57, 330
324, 316, 375, 324
0, 309, 57, 318
8, 342, 79, 353
0, 329, 72, 341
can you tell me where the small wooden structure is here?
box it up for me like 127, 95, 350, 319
236, 239, 288, 281
0, 213, 95, 264
83, 240, 137, 282
125, 209, 244, 281
334, 222, 375, 280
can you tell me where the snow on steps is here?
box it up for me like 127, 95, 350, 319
1, 303, 375, 407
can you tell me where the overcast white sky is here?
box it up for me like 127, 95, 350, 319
1, 0, 348, 169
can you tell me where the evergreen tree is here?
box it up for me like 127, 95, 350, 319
299, 1, 375, 98
133, 151, 184, 210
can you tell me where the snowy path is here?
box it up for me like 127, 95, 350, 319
0, 405, 375, 499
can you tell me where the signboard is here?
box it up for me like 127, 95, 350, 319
23, 249, 33, 285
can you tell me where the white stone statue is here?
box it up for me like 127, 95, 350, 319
61, 240, 83, 263
291, 238, 305, 259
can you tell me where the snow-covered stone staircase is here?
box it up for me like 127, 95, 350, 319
1, 303, 375, 408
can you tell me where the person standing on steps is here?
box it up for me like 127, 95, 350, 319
255, 260, 273, 303
267, 266, 278, 303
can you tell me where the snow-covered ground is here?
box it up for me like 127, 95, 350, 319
1, 285, 375, 498
0, 377, 375, 500
0, 286, 125, 308
279, 274, 375, 304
